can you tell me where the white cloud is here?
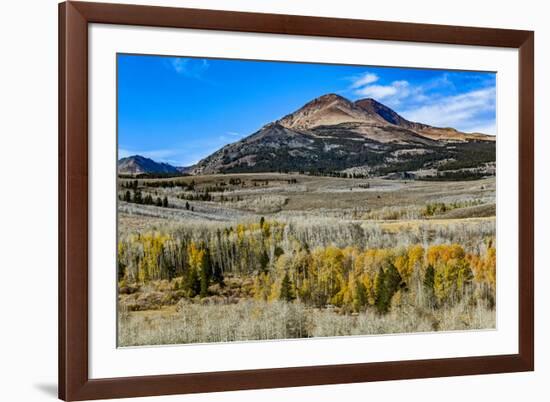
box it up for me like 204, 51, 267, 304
350, 72, 379, 89
354, 80, 410, 101
347, 70, 496, 134
170, 58, 209, 78
353, 79, 416, 107
355, 84, 397, 99
401, 87, 496, 133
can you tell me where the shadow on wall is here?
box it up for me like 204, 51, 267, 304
34, 383, 57, 398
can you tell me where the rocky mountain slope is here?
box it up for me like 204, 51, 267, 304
191, 94, 495, 177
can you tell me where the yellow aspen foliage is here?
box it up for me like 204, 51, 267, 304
268, 254, 291, 301
485, 247, 496, 289
361, 274, 376, 306
188, 242, 205, 273
137, 232, 171, 283
394, 253, 409, 281
117, 220, 495, 314
407, 245, 425, 276
427, 243, 465, 266
433, 257, 472, 304
469, 246, 496, 290
253, 272, 273, 301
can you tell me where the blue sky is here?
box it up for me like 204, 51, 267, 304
118, 54, 496, 166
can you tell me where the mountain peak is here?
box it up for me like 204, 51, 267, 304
311, 93, 349, 103
278, 93, 384, 130
354, 97, 412, 127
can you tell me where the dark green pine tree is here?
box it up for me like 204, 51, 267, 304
423, 265, 436, 308
375, 264, 403, 314
353, 280, 368, 312
155, 197, 162, 207
199, 248, 212, 298
117, 260, 126, 282
259, 248, 269, 273
132, 189, 143, 204
374, 267, 387, 313
184, 267, 201, 298
385, 263, 403, 295
279, 272, 295, 302
185, 201, 190, 210
123, 190, 131, 202
162, 196, 168, 207
211, 260, 224, 286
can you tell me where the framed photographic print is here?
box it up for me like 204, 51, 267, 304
59, 1, 534, 400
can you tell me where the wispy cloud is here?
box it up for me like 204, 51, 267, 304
170, 58, 210, 78
354, 80, 414, 104
400, 87, 496, 134
347, 70, 495, 134
349, 72, 379, 89
348, 72, 428, 107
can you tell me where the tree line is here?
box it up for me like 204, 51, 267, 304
119, 189, 169, 207
118, 219, 495, 314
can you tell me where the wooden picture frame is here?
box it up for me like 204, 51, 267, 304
59, 1, 534, 400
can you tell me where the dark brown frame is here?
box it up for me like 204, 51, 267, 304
59, 1, 534, 400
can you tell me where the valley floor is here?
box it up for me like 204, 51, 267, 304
117, 174, 496, 346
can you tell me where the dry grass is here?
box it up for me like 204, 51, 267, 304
231, 195, 288, 213
118, 299, 495, 347
121, 174, 495, 221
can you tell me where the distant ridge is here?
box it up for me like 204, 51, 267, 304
118, 155, 181, 175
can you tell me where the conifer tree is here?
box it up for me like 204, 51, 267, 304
211, 260, 224, 286
162, 196, 168, 207
279, 272, 295, 302
353, 280, 368, 312
133, 189, 143, 204
184, 267, 200, 297
423, 264, 436, 308
374, 268, 387, 313
375, 264, 402, 314
199, 248, 212, 298
259, 248, 269, 273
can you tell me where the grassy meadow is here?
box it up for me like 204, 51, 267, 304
117, 173, 496, 346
